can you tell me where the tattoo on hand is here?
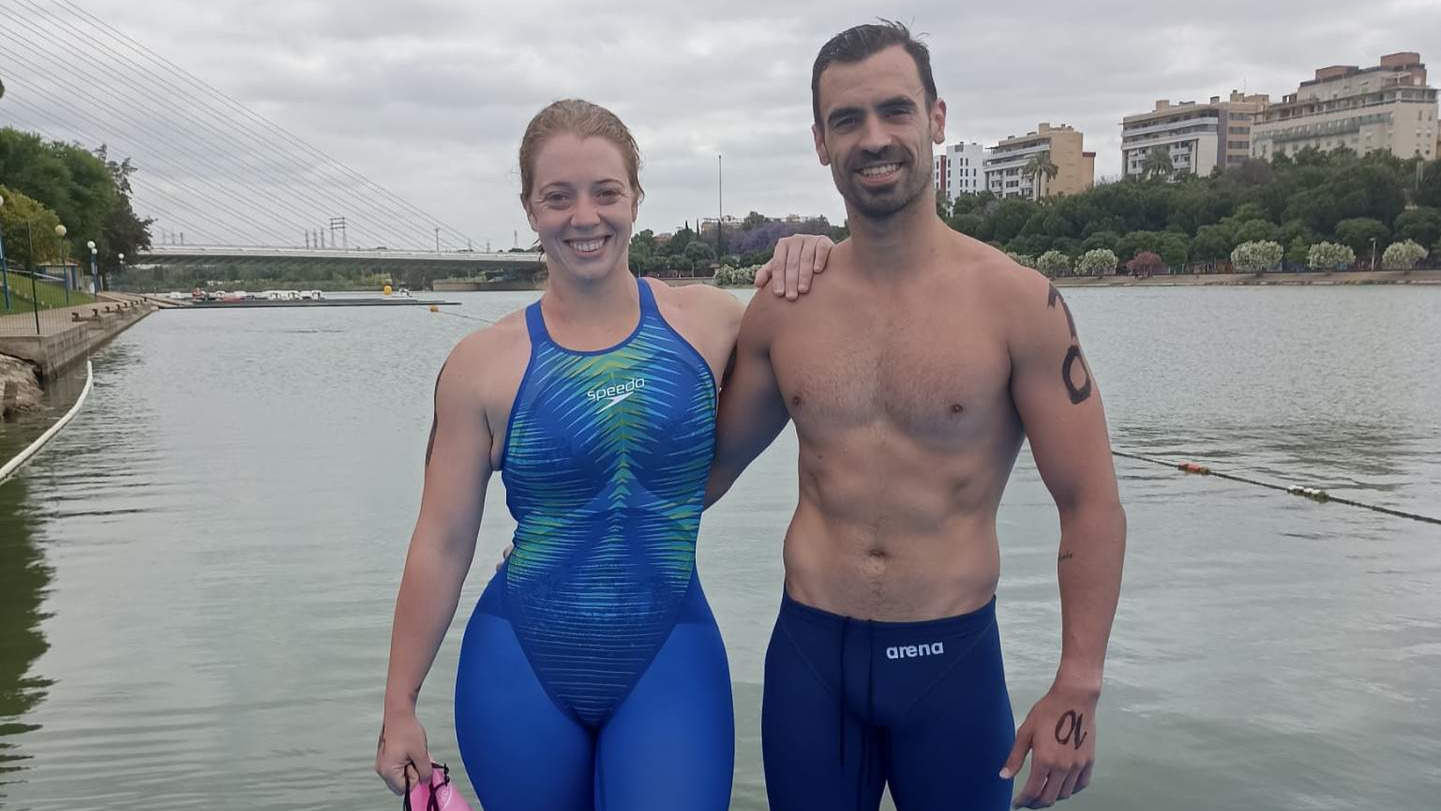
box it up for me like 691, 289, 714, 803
1047, 285, 1092, 405
1055, 710, 1088, 750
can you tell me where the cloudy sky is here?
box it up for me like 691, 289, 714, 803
3, 0, 1439, 250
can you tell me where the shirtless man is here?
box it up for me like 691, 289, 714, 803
706, 22, 1127, 811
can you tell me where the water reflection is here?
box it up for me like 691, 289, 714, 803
0, 474, 52, 788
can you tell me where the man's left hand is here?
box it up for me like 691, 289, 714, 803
1001, 682, 1098, 808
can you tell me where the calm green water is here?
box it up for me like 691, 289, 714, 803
1, 287, 1438, 810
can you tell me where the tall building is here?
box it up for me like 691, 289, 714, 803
983, 123, 1095, 200
1121, 91, 1270, 179
1252, 52, 1439, 161
932, 141, 986, 201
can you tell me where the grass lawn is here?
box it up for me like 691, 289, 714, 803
0, 273, 95, 314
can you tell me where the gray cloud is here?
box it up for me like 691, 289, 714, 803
6, 0, 1438, 248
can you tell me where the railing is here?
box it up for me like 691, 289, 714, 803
0, 268, 144, 337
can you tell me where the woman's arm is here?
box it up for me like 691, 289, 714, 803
377, 336, 495, 794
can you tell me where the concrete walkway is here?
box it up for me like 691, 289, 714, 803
0, 293, 149, 337
0, 293, 155, 378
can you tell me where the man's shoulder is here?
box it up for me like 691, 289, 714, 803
945, 234, 1050, 300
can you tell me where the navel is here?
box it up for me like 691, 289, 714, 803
949, 403, 964, 415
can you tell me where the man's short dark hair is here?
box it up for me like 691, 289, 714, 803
811, 20, 937, 129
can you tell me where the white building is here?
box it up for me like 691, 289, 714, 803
1253, 52, 1439, 161
932, 141, 986, 202
1121, 91, 1269, 180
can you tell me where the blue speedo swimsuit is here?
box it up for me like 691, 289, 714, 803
454, 278, 733, 811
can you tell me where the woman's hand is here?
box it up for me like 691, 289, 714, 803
754, 234, 834, 300
376, 709, 433, 796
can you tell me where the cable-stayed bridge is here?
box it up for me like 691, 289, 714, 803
0, 0, 530, 280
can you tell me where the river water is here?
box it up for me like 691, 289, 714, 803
1, 286, 1437, 809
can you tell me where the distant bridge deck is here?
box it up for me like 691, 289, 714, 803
138, 245, 544, 271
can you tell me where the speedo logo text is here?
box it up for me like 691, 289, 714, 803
587, 377, 646, 411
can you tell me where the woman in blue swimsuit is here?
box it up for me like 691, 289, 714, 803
375, 99, 827, 810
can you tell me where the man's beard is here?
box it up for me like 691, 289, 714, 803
835, 155, 929, 221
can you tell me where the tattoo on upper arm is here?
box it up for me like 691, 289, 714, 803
1058, 551, 1074, 563
424, 360, 449, 467
1047, 284, 1092, 405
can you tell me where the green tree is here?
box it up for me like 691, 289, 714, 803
0, 185, 64, 268
1191, 223, 1238, 261
1024, 151, 1059, 200
949, 213, 991, 241
669, 224, 695, 254
1231, 240, 1283, 272
1230, 202, 1268, 222
1234, 218, 1278, 244
1115, 231, 1162, 263
631, 229, 658, 254
1035, 250, 1071, 276
1285, 237, 1310, 267
1155, 232, 1191, 269
1306, 241, 1355, 271
1417, 161, 1441, 208
1079, 231, 1119, 254
642, 255, 667, 275
990, 198, 1038, 243
684, 240, 715, 263
1277, 219, 1318, 248
92, 145, 152, 287
1393, 207, 1441, 249
1007, 234, 1051, 257
1077, 248, 1118, 276
1333, 217, 1390, 262
742, 211, 769, 230
1140, 147, 1174, 181
1381, 240, 1427, 270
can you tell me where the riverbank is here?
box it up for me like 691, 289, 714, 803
1049, 269, 1441, 287
704, 268, 1441, 289
0, 293, 156, 384
0, 353, 43, 416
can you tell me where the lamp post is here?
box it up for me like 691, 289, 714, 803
117, 252, 125, 292
1370, 237, 1377, 272
55, 223, 68, 305
0, 194, 10, 311
25, 220, 39, 332
87, 240, 98, 295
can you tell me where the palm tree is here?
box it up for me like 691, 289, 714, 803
1024, 151, 1060, 201
1140, 146, 1174, 181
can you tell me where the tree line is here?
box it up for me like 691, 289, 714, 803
627, 212, 844, 277
938, 147, 1441, 274
0, 127, 153, 287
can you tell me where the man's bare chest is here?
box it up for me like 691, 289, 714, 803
769, 310, 1013, 442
